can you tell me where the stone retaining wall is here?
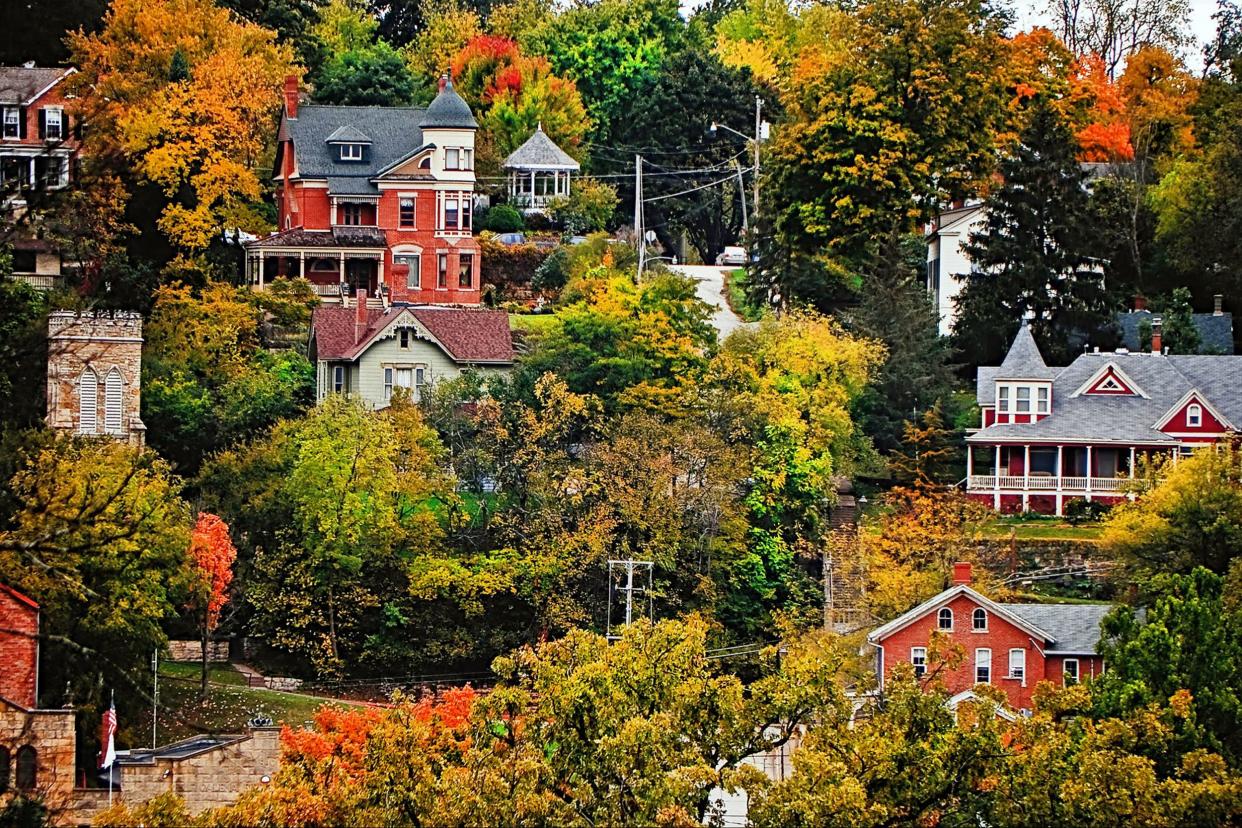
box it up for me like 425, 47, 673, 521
166, 640, 230, 662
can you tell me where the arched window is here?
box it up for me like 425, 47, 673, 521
0, 745, 10, 792
15, 745, 36, 791
104, 368, 124, 434
973, 608, 988, 631
78, 368, 98, 434
937, 607, 953, 630
1187, 404, 1203, 428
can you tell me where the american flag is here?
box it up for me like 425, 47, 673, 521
98, 699, 117, 770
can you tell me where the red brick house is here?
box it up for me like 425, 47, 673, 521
244, 73, 482, 306
0, 583, 39, 709
967, 320, 1242, 514
867, 563, 1112, 712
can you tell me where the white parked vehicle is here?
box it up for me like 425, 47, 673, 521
715, 246, 747, 266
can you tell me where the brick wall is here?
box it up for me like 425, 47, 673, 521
46, 311, 144, 445
0, 588, 38, 708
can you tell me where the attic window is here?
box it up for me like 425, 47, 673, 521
1187, 403, 1202, 427
340, 143, 364, 161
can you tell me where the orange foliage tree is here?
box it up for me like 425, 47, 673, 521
187, 512, 237, 697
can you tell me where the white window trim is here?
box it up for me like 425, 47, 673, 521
1008, 648, 1026, 685
996, 382, 1052, 415
910, 647, 927, 678
971, 608, 988, 632
1063, 658, 1079, 686
2, 106, 19, 139
44, 106, 63, 140
340, 143, 364, 161
975, 648, 992, 685
332, 365, 345, 394
398, 194, 417, 228
1187, 403, 1202, 427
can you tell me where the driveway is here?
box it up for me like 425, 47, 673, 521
670, 264, 748, 340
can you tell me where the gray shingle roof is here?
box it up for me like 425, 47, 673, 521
0, 65, 71, 105
999, 603, 1114, 653
1116, 310, 1235, 355
419, 78, 478, 130
970, 348, 1242, 443
998, 322, 1057, 378
324, 124, 372, 144
288, 105, 427, 196
503, 125, 580, 171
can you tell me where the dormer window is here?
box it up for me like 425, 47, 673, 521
1015, 386, 1031, 413
998, 386, 1009, 413
996, 383, 1051, 415
340, 143, 364, 161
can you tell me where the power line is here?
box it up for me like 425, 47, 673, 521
643, 167, 753, 202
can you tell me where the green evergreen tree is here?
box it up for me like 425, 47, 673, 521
312, 42, 416, 106
952, 99, 1119, 368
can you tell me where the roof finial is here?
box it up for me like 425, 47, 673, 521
537, 120, 543, 132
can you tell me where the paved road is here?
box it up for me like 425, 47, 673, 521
670, 264, 747, 340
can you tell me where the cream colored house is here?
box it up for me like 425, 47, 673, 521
308, 293, 514, 407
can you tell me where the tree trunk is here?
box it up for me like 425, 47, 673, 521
200, 619, 209, 699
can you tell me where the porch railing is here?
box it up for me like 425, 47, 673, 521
968, 475, 1131, 493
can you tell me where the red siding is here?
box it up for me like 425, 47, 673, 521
0, 586, 39, 708
1160, 396, 1227, 437
1084, 366, 1137, 395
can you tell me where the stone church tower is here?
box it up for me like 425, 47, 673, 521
46, 311, 145, 444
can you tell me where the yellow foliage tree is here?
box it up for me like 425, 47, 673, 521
67, 0, 297, 265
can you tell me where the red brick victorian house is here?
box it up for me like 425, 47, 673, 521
868, 564, 1113, 713
966, 321, 1242, 515
244, 73, 482, 306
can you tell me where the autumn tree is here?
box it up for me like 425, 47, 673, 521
67, 0, 297, 271
0, 437, 192, 722
1100, 445, 1242, 575
1049, 0, 1192, 77
186, 512, 237, 697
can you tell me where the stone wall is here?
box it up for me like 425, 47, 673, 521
166, 640, 230, 663
46, 311, 145, 445
0, 704, 76, 821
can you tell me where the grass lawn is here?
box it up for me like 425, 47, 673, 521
977, 520, 1104, 542
725, 268, 764, 322
149, 662, 357, 743
509, 312, 559, 333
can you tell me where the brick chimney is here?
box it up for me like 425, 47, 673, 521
355, 290, 368, 344
1215, 294, 1224, 316
283, 75, 300, 119
1133, 294, 1147, 311
952, 562, 972, 586
1151, 315, 1162, 355
438, 72, 448, 93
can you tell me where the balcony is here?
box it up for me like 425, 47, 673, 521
967, 475, 1133, 493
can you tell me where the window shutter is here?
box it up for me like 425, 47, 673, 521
18, 107, 27, 139
79, 370, 97, 434
38, 109, 46, 139
104, 368, 123, 433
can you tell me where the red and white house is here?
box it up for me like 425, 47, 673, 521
967, 321, 1242, 515
244, 73, 482, 306
867, 563, 1112, 712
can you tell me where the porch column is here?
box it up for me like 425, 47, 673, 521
994, 445, 1001, 510
530, 171, 536, 206
966, 444, 973, 483
1086, 445, 1093, 500
339, 251, 346, 290
377, 255, 385, 301
1024, 445, 1031, 490
1056, 445, 1064, 487
258, 254, 265, 289
299, 251, 306, 279
1129, 447, 1136, 478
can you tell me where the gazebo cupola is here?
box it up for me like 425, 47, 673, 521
502, 124, 580, 212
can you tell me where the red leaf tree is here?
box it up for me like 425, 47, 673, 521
187, 512, 237, 696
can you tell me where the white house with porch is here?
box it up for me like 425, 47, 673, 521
967, 320, 1242, 514
502, 124, 579, 212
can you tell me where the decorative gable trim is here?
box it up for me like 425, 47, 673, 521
867, 584, 1056, 646
353, 309, 448, 360
1071, 362, 1148, 399
1152, 389, 1235, 432
373, 144, 436, 179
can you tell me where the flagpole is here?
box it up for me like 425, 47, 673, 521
108, 689, 114, 809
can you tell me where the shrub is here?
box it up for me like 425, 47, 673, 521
479, 235, 549, 289
481, 204, 525, 233
532, 247, 570, 292
547, 177, 619, 234
1065, 498, 1111, 524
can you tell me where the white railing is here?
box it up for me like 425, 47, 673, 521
968, 475, 1131, 493
10, 273, 59, 290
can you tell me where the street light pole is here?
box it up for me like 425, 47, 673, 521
753, 95, 762, 225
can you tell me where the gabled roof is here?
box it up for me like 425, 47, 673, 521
0, 582, 38, 611
312, 305, 514, 364
1070, 361, 1148, 398
324, 124, 372, 144
0, 65, 73, 105
284, 104, 428, 195
995, 603, 1114, 654
503, 125, 580, 171
1151, 388, 1235, 432
419, 77, 478, 130
867, 584, 1057, 645
947, 690, 1019, 722
997, 322, 1056, 379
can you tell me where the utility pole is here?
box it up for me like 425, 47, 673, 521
753, 95, 762, 224
734, 159, 749, 233
633, 154, 644, 282
606, 559, 653, 640
152, 649, 159, 748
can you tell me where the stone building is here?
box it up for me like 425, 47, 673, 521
0, 584, 78, 820
46, 311, 145, 445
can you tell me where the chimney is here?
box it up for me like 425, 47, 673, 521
1133, 294, 1147, 312
1151, 315, 1162, 355
438, 72, 448, 93
283, 75, 299, 119
355, 290, 368, 343
952, 562, 972, 586
1215, 294, 1224, 316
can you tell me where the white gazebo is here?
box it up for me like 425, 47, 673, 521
502, 124, 580, 212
